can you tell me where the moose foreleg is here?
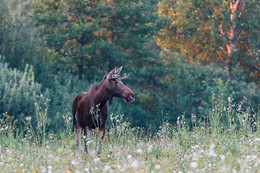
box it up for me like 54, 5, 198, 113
97, 127, 105, 154
75, 123, 81, 155
84, 128, 92, 153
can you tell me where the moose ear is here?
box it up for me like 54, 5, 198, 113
115, 66, 122, 76
107, 67, 117, 79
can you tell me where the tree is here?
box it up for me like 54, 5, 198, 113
156, 0, 259, 78
33, 0, 162, 80
0, 0, 40, 70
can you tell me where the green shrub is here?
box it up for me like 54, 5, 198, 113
0, 62, 48, 127
124, 59, 259, 129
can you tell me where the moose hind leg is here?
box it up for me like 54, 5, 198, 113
97, 127, 105, 154
75, 123, 81, 155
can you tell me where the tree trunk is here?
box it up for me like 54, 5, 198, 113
226, 0, 245, 74
226, 0, 245, 56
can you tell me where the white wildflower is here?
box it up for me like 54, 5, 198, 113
148, 145, 153, 153
136, 148, 143, 154
246, 155, 257, 160
131, 160, 139, 169
155, 164, 161, 169
48, 165, 52, 173
232, 169, 238, 173
110, 113, 114, 120
40, 166, 47, 173
191, 145, 200, 150
84, 168, 90, 173
177, 116, 180, 125
26, 116, 32, 121
190, 162, 198, 169
71, 160, 76, 165
221, 155, 226, 161
208, 143, 217, 157
103, 165, 110, 172
93, 158, 100, 163
86, 140, 93, 145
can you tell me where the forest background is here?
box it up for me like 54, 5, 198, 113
0, 0, 259, 132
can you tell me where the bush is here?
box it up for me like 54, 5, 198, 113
0, 62, 48, 127
124, 59, 259, 129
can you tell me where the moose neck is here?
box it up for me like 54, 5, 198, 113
93, 78, 110, 108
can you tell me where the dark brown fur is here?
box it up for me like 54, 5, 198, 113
72, 67, 134, 154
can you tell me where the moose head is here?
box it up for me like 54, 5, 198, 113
105, 66, 135, 104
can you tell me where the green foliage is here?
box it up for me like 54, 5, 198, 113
125, 59, 259, 129
0, 0, 41, 70
0, 62, 47, 127
33, 0, 162, 80
0, 0, 259, 133
46, 73, 91, 131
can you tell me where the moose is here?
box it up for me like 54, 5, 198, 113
72, 66, 135, 154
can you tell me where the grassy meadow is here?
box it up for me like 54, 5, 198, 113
0, 97, 259, 173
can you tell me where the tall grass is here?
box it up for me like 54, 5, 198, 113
0, 96, 259, 172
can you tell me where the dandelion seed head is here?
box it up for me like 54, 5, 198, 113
221, 155, 226, 161
103, 165, 111, 172
71, 160, 76, 165
127, 154, 132, 159
136, 148, 143, 154
155, 164, 161, 169
131, 160, 139, 169
190, 162, 198, 169
148, 145, 153, 152
84, 168, 90, 173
